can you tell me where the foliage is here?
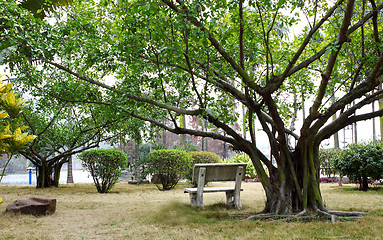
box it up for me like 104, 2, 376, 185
147, 149, 192, 190
79, 148, 128, 193
227, 154, 257, 179
3, 0, 383, 217
19, 0, 73, 19
319, 148, 341, 178
0, 74, 36, 182
172, 141, 200, 152
17, 96, 135, 188
186, 151, 222, 181
334, 142, 383, 191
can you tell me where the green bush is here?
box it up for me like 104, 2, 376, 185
79, 149, 128, 193
187, 151, 222, 181
227, 154, 256, 178
334, 141, 383, 191
147, 149, 192, 190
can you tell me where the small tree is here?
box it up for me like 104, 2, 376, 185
147, 149, 192, 191
79, 149, 128, 193
0, 78, 36, 182
334, 142, 383, 191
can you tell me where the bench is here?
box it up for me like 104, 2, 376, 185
184, 163, 247, 209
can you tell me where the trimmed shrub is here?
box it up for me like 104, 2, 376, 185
334, 141, 383, 191
79, 149, 128, 193
227, 154, 257, 178
147, 149, 192, 190
187, 151, 221, 181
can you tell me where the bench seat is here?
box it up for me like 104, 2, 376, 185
184, 187, 243, 193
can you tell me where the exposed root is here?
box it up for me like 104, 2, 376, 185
245, 208, 366, 222
326, 210, 367, 217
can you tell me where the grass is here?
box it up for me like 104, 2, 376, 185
0, 182, 382, 240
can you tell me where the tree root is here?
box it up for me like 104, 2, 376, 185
245, 208, 366, 222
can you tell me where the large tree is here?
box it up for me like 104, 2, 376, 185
19, 98, 134, 188
2, 0, 383, 219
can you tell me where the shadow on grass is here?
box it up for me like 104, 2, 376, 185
151, 201, 241, 226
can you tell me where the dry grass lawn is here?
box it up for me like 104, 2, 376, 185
0, 181, 382, 239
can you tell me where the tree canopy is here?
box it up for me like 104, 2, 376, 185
19, 97, 136, 188
1, 0, 382, 220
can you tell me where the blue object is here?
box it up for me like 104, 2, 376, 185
27, 167, 34, 185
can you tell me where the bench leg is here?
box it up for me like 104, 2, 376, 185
226, 191, 241, 209
226, 191, 234, 207
189, 193, 203, 207
234, 192, 241, 210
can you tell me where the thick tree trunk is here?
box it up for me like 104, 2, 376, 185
36, 162, 63, 188
249, 140, 325, 216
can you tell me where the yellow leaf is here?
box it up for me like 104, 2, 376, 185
5, 83, 12, 92
23, 135, 37, 142
0, 134, 12, 140
4, 92, 16, 106
3, 125, 10, 133
0, 111, 8, 119
20, 126, 29, 130
0, 84, 6, 93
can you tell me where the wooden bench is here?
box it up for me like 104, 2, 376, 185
184, 163, 247, 209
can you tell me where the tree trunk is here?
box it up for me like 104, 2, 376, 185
361, 175, 369, 191
36, 162, 63, 188
67, 155, 74, 184
180, 115, 186, 147
379, 84, 383, 140
248, 140, 325, 216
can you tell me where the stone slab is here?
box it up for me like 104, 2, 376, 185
6, 196, 56, 216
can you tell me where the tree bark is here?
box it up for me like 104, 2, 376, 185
67, 155, 74, 184
36, 161, 64, 188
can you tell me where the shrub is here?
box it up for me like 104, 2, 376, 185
187, 151, 222, 182
147, 149, 192, 190
334, 141, 383, 191
79, 149, 128, 193
227, 154, 257, 178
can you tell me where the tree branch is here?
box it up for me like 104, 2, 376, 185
161, 0, 262, 94
43, 59, 202, 116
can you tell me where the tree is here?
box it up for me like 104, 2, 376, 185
19, 96, 138, 188
334, 141, 383, 191
2, 0, 383, 219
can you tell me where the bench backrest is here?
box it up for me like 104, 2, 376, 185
191, 163, 247, 184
